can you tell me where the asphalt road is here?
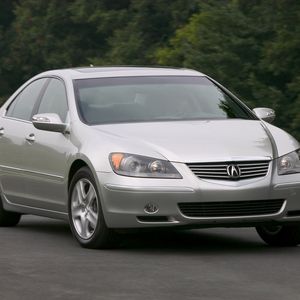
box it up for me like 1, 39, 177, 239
0, 215, 299, 300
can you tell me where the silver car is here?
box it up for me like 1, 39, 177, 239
0, 67, 300, 248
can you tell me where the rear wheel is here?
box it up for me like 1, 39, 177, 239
0, 194, 21, 226
68, 167, 117, 249
256, 224, 300, 246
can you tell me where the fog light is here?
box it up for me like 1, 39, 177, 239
144, 203, 159, 214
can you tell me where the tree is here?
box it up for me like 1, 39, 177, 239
0, 0, 299, 141
0, 0, 19, 102
156, 0, 300, 139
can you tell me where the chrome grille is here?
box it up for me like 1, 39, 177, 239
187, 160, 270, 180
178, 199, 284, 218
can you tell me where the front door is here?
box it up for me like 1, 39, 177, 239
18, 78, 74, 212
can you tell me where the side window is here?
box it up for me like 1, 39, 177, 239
37, 78, 68, 122
6, 78, 47, 121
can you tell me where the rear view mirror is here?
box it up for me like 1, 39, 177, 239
32, 113, 68, 133
253, 107, 275, 123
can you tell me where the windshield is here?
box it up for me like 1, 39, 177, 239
73, 76, 255, 125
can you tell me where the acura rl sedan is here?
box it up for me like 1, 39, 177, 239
0, 67, 300, 248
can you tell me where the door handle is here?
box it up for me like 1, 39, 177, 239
25, 133, 35, 143
0, 127, 4, 137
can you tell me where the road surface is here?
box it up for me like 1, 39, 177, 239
0, 215, 299, 300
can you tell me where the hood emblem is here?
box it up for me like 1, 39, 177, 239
227, 164, 241, 179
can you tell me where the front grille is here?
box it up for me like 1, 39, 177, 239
187, 160, 270, 180
178, 199, 284, 218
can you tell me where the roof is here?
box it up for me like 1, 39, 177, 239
38, 66, 205, 80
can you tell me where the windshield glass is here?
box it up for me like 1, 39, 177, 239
74, 76, 255, 125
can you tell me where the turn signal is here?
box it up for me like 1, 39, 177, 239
111, 153, 124, 170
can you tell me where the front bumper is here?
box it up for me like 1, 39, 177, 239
96, 163, 300, 228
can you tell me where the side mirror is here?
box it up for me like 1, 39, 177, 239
32, 113, 68, 133
253, 107, 275, 123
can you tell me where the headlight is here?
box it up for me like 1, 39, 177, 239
109, 153, 182, 178
278, 149, 300, 175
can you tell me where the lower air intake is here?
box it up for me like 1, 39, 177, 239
178, 199, 285, 218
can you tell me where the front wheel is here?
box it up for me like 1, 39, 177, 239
68, 167, 117, 249
256, 224, 300, 247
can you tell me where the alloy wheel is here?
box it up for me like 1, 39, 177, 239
71, 179, 99, 239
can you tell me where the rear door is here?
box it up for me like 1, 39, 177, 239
0, 78, 48, 205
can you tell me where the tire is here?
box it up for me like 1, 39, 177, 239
0, 194, 21, 226
256, 224, 300, 247
68, 166, 117, 249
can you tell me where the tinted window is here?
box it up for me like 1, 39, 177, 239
37, 78, 68, 122
6, 78, 47, 121
74, 76, 255, 125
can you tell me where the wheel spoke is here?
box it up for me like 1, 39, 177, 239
74, 218, 83, 235
75, 180, 86, 204
72, 206, 82, 218
87, 210, 98, 229
81, 216, 89, 238
86, 186, 96, 207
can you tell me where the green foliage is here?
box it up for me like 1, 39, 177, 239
0, 0, 299, 139
157, 0, 300, 139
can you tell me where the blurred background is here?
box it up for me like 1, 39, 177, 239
0, 0, 299, 139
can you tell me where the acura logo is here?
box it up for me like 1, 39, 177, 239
227, 164, 241, 179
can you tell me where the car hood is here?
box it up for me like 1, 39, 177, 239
93, 120, 276, 163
